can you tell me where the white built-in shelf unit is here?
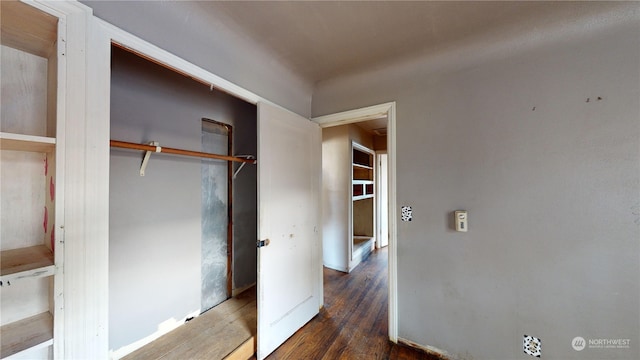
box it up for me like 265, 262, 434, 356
1, 1, 63, 358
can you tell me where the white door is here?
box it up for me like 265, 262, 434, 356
257, 102, 322, 359
377, 153, 389, 248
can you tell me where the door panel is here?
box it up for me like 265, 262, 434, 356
257, 102, 321, 360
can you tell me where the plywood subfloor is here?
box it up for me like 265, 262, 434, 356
124, 287, 256, 360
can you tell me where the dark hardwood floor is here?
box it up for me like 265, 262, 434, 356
253, 247, 443, 360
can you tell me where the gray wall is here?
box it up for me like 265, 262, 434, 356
314, 14, 640, 360
110, 47, 256, 352
232, 98, 258, 292
83, 1, 312, 118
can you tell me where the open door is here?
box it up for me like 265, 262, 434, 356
257, 102, 322, 359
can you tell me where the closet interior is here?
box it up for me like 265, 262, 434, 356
108, 45, 257, 359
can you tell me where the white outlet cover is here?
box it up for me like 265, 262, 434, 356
523, 335, 542, 357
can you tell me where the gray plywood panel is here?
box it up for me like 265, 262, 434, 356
201, 121, 228, 312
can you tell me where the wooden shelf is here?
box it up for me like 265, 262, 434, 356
0, 245, 55, 283
352, 147, 373, 168
352, 163, 373, 170
353, 168, 372, 181
1, 0, 58, 58
352, 146, 374, 182
353, 180, 374, 200
0, 132, 55, 153
353, 194, 374, 201
352, 236, 374, 257
352, 180, 373, 185
0, 312, 53, 359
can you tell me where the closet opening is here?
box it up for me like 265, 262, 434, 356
108, 44, 257, 359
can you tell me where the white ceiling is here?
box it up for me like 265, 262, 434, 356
193, 1, 628, 85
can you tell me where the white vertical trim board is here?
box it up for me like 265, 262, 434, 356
375, 151, 388, 249
84, 14, 112, 359
51, 4, 67, 360
311, 102, 398, 342
54, 2, 111, 359
387, 103, 398, 342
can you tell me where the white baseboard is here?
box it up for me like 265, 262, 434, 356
323, 262, 348, 273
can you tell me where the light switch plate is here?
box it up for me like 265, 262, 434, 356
455, 210, 467, 232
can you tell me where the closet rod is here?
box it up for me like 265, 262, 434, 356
110, 140, 257, 164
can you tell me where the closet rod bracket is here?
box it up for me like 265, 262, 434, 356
140, 141, 161, 176
233, 155, 256, 179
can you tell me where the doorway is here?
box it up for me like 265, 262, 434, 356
314, 102, 398, 341
321, 122, 386, 272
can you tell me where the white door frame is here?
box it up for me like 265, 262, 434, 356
313, 102, 398, 342
376, 151, 389, 249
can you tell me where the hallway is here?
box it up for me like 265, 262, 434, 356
256, 248, 443, 360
